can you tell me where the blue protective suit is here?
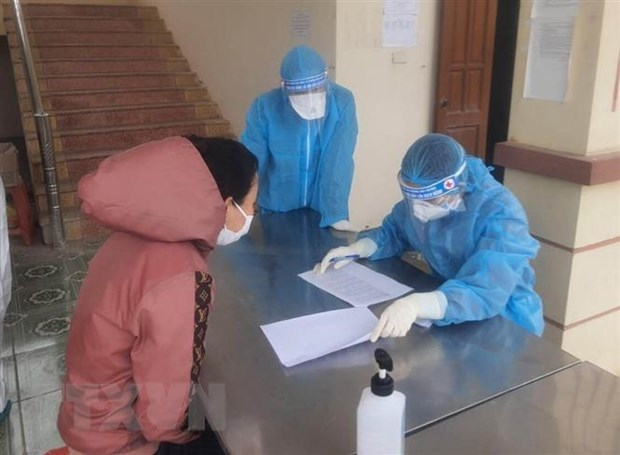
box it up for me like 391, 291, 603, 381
240, 83, 357, 228
364, 157, 544, 336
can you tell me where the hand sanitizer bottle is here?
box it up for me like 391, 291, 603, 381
357, 348, 406, 455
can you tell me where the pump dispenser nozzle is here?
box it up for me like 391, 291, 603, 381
371, 349, 394, 396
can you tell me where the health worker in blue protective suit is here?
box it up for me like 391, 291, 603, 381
240, 46, 358, 230
317, 134, 544, 338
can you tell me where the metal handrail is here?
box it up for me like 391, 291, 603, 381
10, 0, 65, 248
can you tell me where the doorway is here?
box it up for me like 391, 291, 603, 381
434, 0, 520, 183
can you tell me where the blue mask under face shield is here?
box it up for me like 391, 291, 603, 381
399, 162, 467, 223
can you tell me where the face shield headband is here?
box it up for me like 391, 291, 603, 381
281, 71, 328, 94
398, 162, 467, 201
399, 162, 467, 223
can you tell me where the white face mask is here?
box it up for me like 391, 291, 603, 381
289, 91, 326, 120
217, 201, 254, 246
412, 196, 463, 223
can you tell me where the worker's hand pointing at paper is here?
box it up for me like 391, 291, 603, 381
370, 291, 448, 342
315, 238, 378, 274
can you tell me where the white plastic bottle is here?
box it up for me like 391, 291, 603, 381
357, 348, 406, 455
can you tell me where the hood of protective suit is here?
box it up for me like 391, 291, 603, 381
280, 45, 326, 84
78, 136, 225, 248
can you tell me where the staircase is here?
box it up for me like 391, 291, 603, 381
3, 2, 232, 243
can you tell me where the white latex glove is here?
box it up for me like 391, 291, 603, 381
315, 238, 378, 274
370, 291, 448, 342
330, 220, 358, 232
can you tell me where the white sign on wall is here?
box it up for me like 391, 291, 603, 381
291, 11, 311, 38
524, 0, 580, 102
382, 0, 419, 48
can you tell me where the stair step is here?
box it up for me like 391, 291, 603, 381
8, 30, 174, 46
14, 58, 190, 77
27, 120, 231, 154
23, 101, 221, 131
36, 87, 209, 110
4, 17, 167, 32
55, 102, 220, 130
39, 207, 80, 226
30, 149, 121, 199
4, 2, 232, 243
31, 148, 120, 165
31, 148, 117, 179
34, 180, 78, 213
7, 4, 159, 20
34, 180, 74, 196
16, 72, 199, 92
39, 207, 111, 244
20, 44, 181, 60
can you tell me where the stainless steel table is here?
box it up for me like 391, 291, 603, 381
201, 209, 579, 455
405, 361, 620, 454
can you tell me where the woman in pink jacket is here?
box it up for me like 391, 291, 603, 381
56, 135, 258, 454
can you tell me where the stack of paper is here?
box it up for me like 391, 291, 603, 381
261, 307, 378, 367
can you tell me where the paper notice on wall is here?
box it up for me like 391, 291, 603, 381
382, 13, 417, 48
524, 18, 575, 102
384, 0, 419, 16
291, 11, 311, 38
531, 0, 580, 19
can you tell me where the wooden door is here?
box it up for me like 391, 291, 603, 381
434, 0, 498, 159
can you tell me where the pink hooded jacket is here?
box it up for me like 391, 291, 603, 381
58, 136, 225, 453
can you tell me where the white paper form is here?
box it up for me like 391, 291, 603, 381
524, 18, 575, 101
531, 0, 580, 19
382, 14, 418, 48
261, 307, 378, 367
291, 11, 311, 38
382, 0, 418, 48
299, 262, 413, 308
524, 0, 579, 102
384, 0, 419, 15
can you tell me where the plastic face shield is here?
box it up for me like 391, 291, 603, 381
289, 87, 326, 120
282, 71, 328, 120
399, 162, 466, 223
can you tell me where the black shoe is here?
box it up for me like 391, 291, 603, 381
0, 400, 11, 424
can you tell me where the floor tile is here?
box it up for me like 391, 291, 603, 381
61, 252, 87, 276
21, 391, 63, 454
0, 400, 25, 455
9, 244, 58, 269
14, 344, 66, 402
18, 280, 77, 316
81, 251, 98, 269
1, 355, 18, 403
1, 327, 14, 359
6, 237, 102, 454
57, 249, 85, 262
8, 305, 74, 356
6, 287, 21, 315
14, 260, 70, 288
65, 271, 87, 297
0, 411, 8, 454
84, 238, 106, 252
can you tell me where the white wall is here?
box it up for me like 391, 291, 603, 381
588, 0, 620, 153
336, 0, 439, 229
140, 0, 336, 139
509, 0, 608, 155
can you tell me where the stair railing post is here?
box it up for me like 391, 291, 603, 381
10, 0, 65, 248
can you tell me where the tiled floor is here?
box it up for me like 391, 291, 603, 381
1, 237, 104, 455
